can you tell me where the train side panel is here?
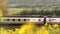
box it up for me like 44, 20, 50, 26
46, 18, 60, 24
0, 17, 44, 24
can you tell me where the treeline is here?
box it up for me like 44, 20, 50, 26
8, 4, 45, 8
14, 9, 60, 16
9, 4, 57, 9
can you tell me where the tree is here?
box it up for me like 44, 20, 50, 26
53, 10, 60, 16
28, 9, 38, 15
20, 10, 30, 15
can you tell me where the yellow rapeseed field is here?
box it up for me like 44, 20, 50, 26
0, 22, 60, 34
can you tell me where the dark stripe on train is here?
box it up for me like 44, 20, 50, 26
3, 15, 44, 18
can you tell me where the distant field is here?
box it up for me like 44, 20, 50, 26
7, 8, 31, 16
7, 8, 41, 16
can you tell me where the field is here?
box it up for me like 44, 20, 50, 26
7, 8, 32, 16
0, 22, 60, 34
5, 8, 41, 16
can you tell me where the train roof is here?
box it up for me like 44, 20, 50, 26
47, 15, 59, 18
3, 15, 60, 18
3, 15, 44, 18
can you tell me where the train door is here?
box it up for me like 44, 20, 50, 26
44, 16, 46, 24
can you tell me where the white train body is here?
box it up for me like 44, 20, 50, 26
1, 17, 44, 22
0, 16, 60, 24
46, 18, 60, 24
0, 16, 44, 24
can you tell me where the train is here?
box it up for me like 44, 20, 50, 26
0, 15, 60, 24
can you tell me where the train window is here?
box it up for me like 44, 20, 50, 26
24, 19, 26, 21
3, 19, 7, 21
26, 19, 29, 21
18, 19, 20, 21
49, 19, 51, 21
52, 19, 55, 20
13, 19, 15, 21
52, 19, 56, 20
39, 19, 41, 21
27, 19, 30, 21
7, 19, 9, 21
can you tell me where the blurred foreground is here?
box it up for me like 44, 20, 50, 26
0, 22, 60, 34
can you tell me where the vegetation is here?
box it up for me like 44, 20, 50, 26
0, 22, 60, 34
14, 9, 60, 16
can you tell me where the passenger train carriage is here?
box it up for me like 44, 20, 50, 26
0, 15, 44, 24
0, 15, 60, 24
46, 16, 60, 24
